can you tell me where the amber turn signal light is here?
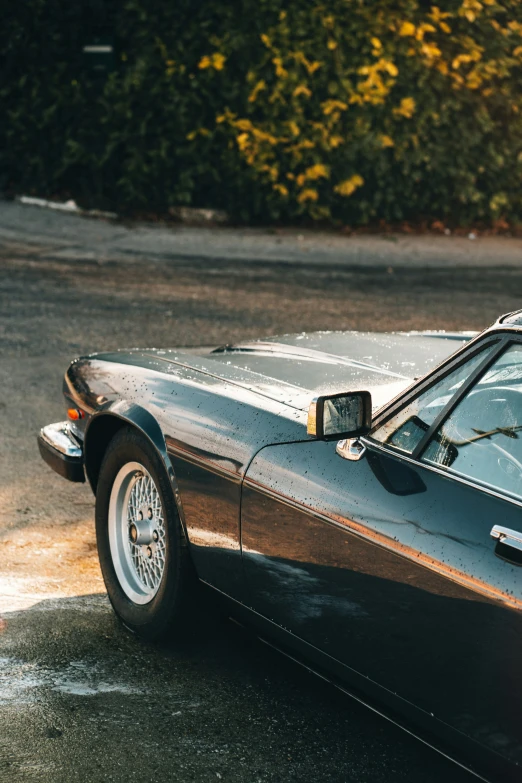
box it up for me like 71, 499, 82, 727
67, 408, 85, 421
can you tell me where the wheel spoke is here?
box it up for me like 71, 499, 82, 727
121, 470, 167, 596
110, 462, 168, 603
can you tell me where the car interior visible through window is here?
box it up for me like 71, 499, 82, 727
423, 343, 522, 501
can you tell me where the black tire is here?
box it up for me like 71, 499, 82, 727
95, 426, 199, 641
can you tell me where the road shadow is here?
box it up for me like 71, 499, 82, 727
0, 592, 475, 783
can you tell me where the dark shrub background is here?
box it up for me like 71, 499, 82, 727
3, 1, 522, 225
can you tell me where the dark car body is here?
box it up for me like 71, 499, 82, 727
38, 319, 522, 782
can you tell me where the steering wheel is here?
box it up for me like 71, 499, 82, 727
449, 386, 522, 492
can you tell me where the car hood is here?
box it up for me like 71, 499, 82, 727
95, 330, 475, 413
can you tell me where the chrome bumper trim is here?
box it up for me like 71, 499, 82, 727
39, 421, 82, 459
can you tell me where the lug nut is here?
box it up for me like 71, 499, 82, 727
152, 530, 159, 542
146, 546, 153, 559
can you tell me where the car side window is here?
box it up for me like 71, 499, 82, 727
422, 343, 522, 500
371, 346, 490, 455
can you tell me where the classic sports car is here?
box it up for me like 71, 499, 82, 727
38, 312, 522, 782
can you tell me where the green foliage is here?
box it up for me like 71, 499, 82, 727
3, 0, 522, 225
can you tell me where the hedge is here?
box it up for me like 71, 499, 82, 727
3, 1, 522, 225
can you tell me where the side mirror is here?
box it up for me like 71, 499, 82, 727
307, 391, 372, 441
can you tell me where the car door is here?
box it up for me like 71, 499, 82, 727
241, 334, 522, 772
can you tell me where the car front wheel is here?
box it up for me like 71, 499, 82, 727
95, 426, 198, 641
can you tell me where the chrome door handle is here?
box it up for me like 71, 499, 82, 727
490, 525, 522, 554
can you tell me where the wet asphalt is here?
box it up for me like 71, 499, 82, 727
3, 206, 522, 782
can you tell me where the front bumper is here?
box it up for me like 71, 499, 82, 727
37, 421, 85, 482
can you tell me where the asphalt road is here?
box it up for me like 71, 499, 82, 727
2, 206, 522, 783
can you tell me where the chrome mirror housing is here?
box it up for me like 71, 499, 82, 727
336, 438, 367, 461
307, 391, 372, 441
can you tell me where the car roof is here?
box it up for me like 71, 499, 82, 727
498, 310, 522, 327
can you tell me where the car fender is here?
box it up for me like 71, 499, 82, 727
84, 401, 189, 542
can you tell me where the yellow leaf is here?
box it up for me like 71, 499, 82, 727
334, 175, 364, 197
380, 135, 395, 148
327, 40, 337, 51
452, 53, 472, 69
321, 99, 348, 115
304, 164, 330, 181
421, 43, 442, 59
248, 80, 266, 103
273, 183, 289, 197
298, 140, 315, 150
236, 119, 253, 131
272, 56, 288, 78
399, 21, 416, 37
429, 6, 452, 22
466, 70, 483, 89
371, 37, 382, 50
416, 23, 436, 39
489, 192, 509, 213
198, 52, 226, 71
307, 60, 322, 75
329, 135, 344, 148
261, 34, 271, 48
297, 189, 319, 203
293, 85, 312, 98
261, 165, 279, 181
382, 61, 399, 77
212, 53, 226, 71
393, 97, 416, 118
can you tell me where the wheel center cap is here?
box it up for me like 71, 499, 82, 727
129, 518, 154, 545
